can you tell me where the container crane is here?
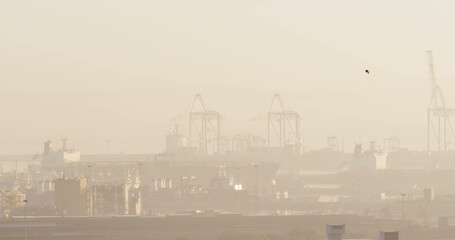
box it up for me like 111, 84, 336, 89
426, 51, 455, 155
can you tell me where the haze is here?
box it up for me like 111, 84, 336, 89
1, 0, 455, 154
5, 1, 455, 240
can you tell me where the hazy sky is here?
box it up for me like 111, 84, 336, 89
2, 1, 455, 154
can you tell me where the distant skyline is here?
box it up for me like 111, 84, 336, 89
2, 1, 455, 154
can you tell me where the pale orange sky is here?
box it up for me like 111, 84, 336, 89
1, 1, 455, 154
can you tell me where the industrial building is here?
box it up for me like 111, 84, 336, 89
54, 177, 87, 216
90, 184, 129, 216
0, 190, 25, 218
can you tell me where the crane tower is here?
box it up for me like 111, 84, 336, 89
173, 94, 221, 155
267, 94, 302, 154
426, 51, 455, 155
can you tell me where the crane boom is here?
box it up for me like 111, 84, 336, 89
426, 50, 446, 111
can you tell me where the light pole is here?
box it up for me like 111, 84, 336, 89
401, 192, 406, 240
113, 168, 118, 216
253, 164, 259, 216
88, 164, 93, 216
137, 162, 142, 178
23, 199, 28, 240
88, 165, 93, 183
107, 140, 111, 161
236, 167, 241, 213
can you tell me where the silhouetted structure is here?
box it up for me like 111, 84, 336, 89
54, 177, 87, 216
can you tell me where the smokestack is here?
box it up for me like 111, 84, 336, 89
62, 137, 68, 152
44, 140, 52, 155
